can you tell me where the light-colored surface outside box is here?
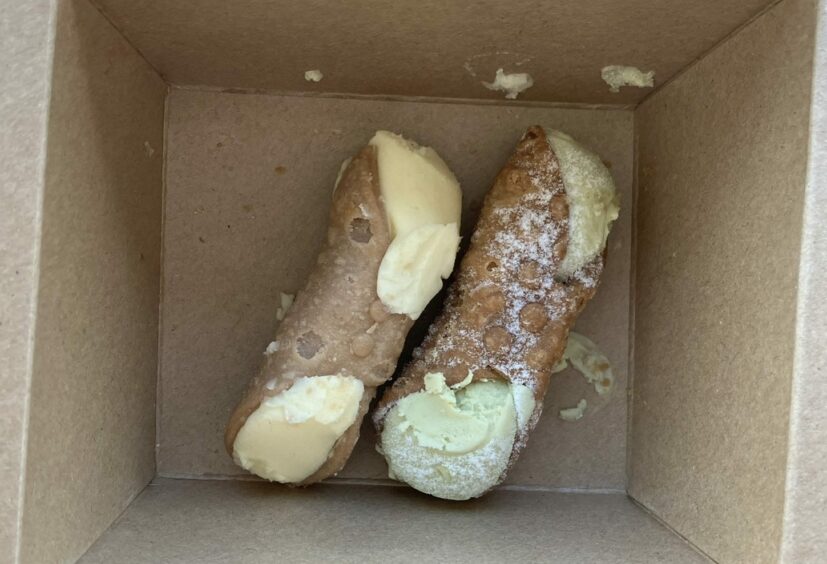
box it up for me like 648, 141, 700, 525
0, 2, 55, 563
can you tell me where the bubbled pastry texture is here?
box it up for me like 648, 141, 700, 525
226, 146, 414, 484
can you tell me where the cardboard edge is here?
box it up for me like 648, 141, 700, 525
626, 106, 641, 491
779, 1, 827, 560
74, 481, 154, 564
154, 87, 172, 480
86, 0, 165, 80
628, 497, 716, 563
168, 83, 636, 112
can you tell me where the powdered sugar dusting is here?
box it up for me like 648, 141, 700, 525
488, 189, 559, 389
409, 128, 601, 406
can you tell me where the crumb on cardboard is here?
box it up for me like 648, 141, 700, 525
304, 69, 324, 82
482, 68, 534, 99
275, 292, 295, 321
559, 399, 587, 421
553, 332, 615, 396
601, 65, 654, 93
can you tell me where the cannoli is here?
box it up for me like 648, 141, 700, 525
225, 131, 462, 484
374, 126, 619, 500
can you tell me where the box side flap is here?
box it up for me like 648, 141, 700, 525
93, 0, 771, 105
19, 1, 166, 562
80, 479, 708, 563
631, 0, 815, 561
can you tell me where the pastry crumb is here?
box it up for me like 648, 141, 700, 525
275, 292, 295, 321
304, 69, 324, 82
483, 68, 534, 99
601, 65, 654, 93
554, 332, 614, 395
559, 398, 587, 421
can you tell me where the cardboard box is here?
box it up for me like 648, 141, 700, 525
1, 0, 824, 562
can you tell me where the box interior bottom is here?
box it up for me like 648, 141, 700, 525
79, 479, 706, 563
159, 89, 634, 487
